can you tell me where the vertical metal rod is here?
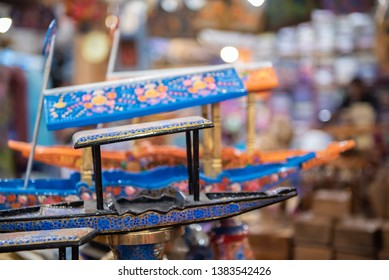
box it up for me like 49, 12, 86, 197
193, 129, 200, 201
185, 131, 194, 195
58, 247, 66, 260
71, 246, 79, 260
91, 145, 104, 210
23, 36, 56, 189
106, 28, 120, 79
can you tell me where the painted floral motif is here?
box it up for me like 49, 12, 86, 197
80, 90, 117, 114
0, 228, 96, 248
184, 76, 216, 94
0, 173, 293, 210
44, 68, 246, 130
0, 190, 93, 210
135, 83, 168, 103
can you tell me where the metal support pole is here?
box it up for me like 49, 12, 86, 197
91, 145, 104, 210
193, 129, 200, 201
58, 247, 66, 260
23, 35, 56, 189
71, 246, 79, 260
185, 131, 194, 195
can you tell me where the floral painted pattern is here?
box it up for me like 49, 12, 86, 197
0, 170, 294, 210
44, 68, 246, 130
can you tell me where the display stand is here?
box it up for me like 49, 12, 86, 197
96, 227, 183, 260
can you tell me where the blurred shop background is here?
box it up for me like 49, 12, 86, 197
1, 0, 389, 260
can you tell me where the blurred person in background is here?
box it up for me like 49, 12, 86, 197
336, 77, 379, 125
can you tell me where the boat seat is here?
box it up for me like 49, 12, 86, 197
72, 116, 214, 210
0, 227, 97, 260
72, 116, 213, 149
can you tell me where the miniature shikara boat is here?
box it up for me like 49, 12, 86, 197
0, 116, 297, 238
0, 153, 310, 210
8, 139, 355, 171
0, 187, 296, 235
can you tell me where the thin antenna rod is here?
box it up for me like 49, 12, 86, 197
23, 35, 56, 189
106, 28, 120, 79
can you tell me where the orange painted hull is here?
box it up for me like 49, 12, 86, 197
8, 140, 355, 171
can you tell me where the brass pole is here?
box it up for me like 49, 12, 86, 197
246, 92, 256, 154
211, 103, 222, 177
201, 105, 213, 176
81, 147, 93, 186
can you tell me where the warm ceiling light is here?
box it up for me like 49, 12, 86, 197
247, 0, 266, 7
0, 17, 12, 33
161, 0, 181, 13
220, 46, 239, 63
105, 15, 118, 29
184, 0, 206, 11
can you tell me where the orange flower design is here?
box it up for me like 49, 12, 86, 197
187, 76, 215, 94
193, 80, 206, 90
92, 94, 107, 106
145, 89, 160, 98
188, 88, 198, 94
84, 103, 93, 109
136, 83, 169, 102
112, 187, 121, 196
157, 85, 167, 92
11, 203, 21, 209
7, 194, 16, 202
138, 95, 147, 102
204, 77, 215, 83
106, 92, 117, 99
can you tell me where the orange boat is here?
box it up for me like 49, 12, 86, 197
8, 139, 355, 172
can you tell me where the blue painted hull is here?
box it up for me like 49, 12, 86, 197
0, 153, 313, 209
0, 187, 297, 234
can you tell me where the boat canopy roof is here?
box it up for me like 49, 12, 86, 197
44, 65, 245, 130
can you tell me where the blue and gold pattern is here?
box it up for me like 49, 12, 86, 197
73, 116, 213, 148
0, 228, 96, 250
114, 244, 165, 260
44, 68, 246, 130
0, 190, 295, 234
